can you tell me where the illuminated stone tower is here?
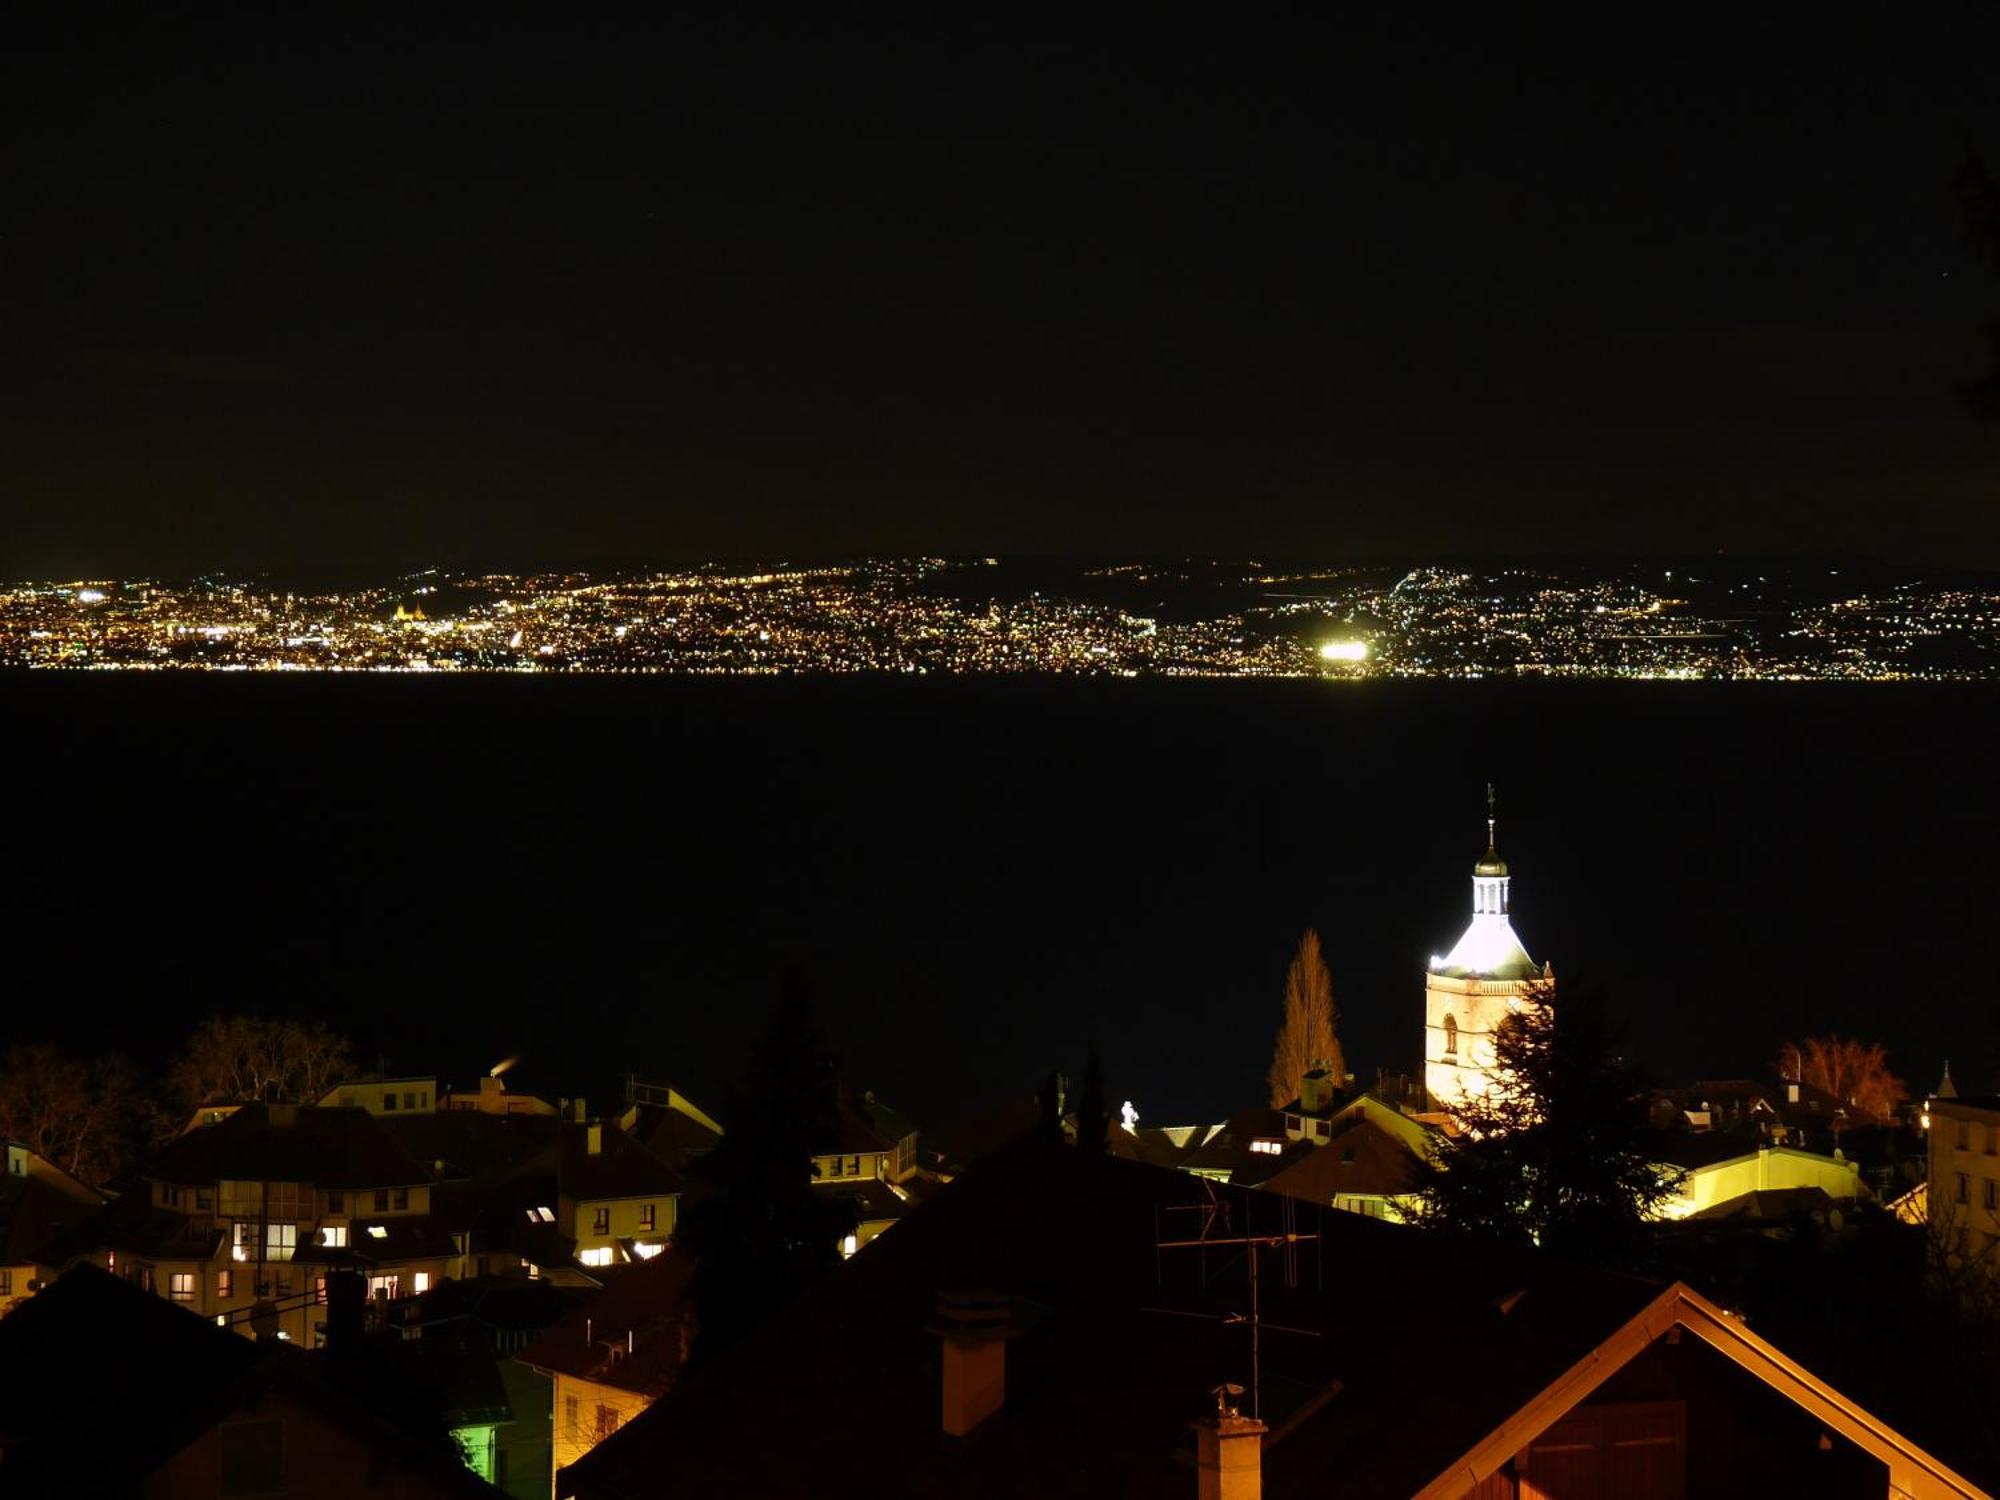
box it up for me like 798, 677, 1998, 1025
1423, 787, 1553, 1112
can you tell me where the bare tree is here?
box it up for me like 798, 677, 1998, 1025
168, 1016, 356, 1109
1777, 1034, 1910, 1121
0, 1043, 143, 1187
1267, 928, 1344, 1107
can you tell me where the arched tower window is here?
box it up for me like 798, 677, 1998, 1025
1442, 1015, 1458, 1057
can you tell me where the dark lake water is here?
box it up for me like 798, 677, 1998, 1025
7, 674, 1995, 1131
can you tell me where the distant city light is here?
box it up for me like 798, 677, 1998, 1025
1319, 640, 1369, 662
76, 589, 107, 604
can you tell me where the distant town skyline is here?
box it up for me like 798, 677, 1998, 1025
8, 554, 1995, 679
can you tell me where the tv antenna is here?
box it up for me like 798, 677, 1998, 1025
1150, 1182, 1323, 1419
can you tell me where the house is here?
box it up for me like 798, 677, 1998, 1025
0, 1139, 105, 1316
0, 1264, 500, 1496
1926, 1094, 2000, 1266
616, 1079, 723, 1173
445, 1074, 561, 1117
1652, 1134, 1870, 1221
398, 1277, 584, 1500
558, 1139, 1988, 1499
811, 1086, 927, 1254
52, 1102, 476, 1343
515, 1250, 695, 1486
319, 1074, 445, 1117
555, 1109, 685, 1270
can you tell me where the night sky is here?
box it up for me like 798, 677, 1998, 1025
4, 11, 1998, 579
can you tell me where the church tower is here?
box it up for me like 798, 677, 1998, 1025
1423, 787, 1553, 1111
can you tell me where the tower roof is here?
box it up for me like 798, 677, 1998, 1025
1473, 782, 1508, 876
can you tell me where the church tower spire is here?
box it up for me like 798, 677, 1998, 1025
1422, 784, 1553, 1113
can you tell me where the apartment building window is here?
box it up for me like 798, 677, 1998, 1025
216, 1269, 233, 1298
392, 1188, 409, 1211
1988, 1126, 1997, 1157
564, 1396, 579, 1433
1986, 1179, 1997, 1212
322, 1225, 348, 1248
1959, 1172, 1971, 1205
413, 1272, 431, 1294
821, 1156, 842, 1179
195, 1188, 212, 1212
327, 1190, 344, 1213
374, 1190, 389, 1212
593, 1207, 610, 1236
315, 1277, 327, 1305
595, 1406, 621, 1442
1958, 1122, 1972, 1151
403, 1092, 418, 1111
138, 1266, 155, 1293
383, 1092, 398, 1111
169, 1272, 195, 1303
1443, 1015, 1459, 1057
265, 1223, 296, 1261
0, 1270, 14, 1296
579, 1247, 614, 1268
638, 1203, 655, 1232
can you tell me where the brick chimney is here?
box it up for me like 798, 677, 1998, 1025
1194, 1386, 1267, 1500
929, 1289, 1016, 1439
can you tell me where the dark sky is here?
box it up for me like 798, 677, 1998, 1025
5, 10, 1998, 578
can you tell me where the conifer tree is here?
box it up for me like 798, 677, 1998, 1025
1267, 928, 1343, 1107
1407, 985, 1676, 1266
679, 971, 858, 1361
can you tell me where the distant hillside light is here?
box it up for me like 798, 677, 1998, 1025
1318, 639, 1369, 662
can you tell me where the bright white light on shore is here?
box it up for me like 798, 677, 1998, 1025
1318, 640, 1369, 663
76, 589, 107, 604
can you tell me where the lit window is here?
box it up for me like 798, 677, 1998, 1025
216, 1269, 234, 1298
579, 1246, 614, 1268
1250, 1139, 1283, 1155
264, 1223, 296, 1262
638, 1203, 655, 1232
366, 1225, 388, 1239
631, 1241, 663, 1260
412, 1272, 431, 1294
322, 1226, 348, 1248
840, 1234, 859, 1259
169, 1272, 195, 1302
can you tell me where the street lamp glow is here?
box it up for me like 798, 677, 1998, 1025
1318, 639, 1369, 662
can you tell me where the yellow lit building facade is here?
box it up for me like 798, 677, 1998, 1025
1927, 1095, 2000, 1266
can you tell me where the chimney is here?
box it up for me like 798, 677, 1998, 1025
1194, 1386, 1267, 1500
586, 1123, 603, 1156
929, 1289, 1016, 1439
